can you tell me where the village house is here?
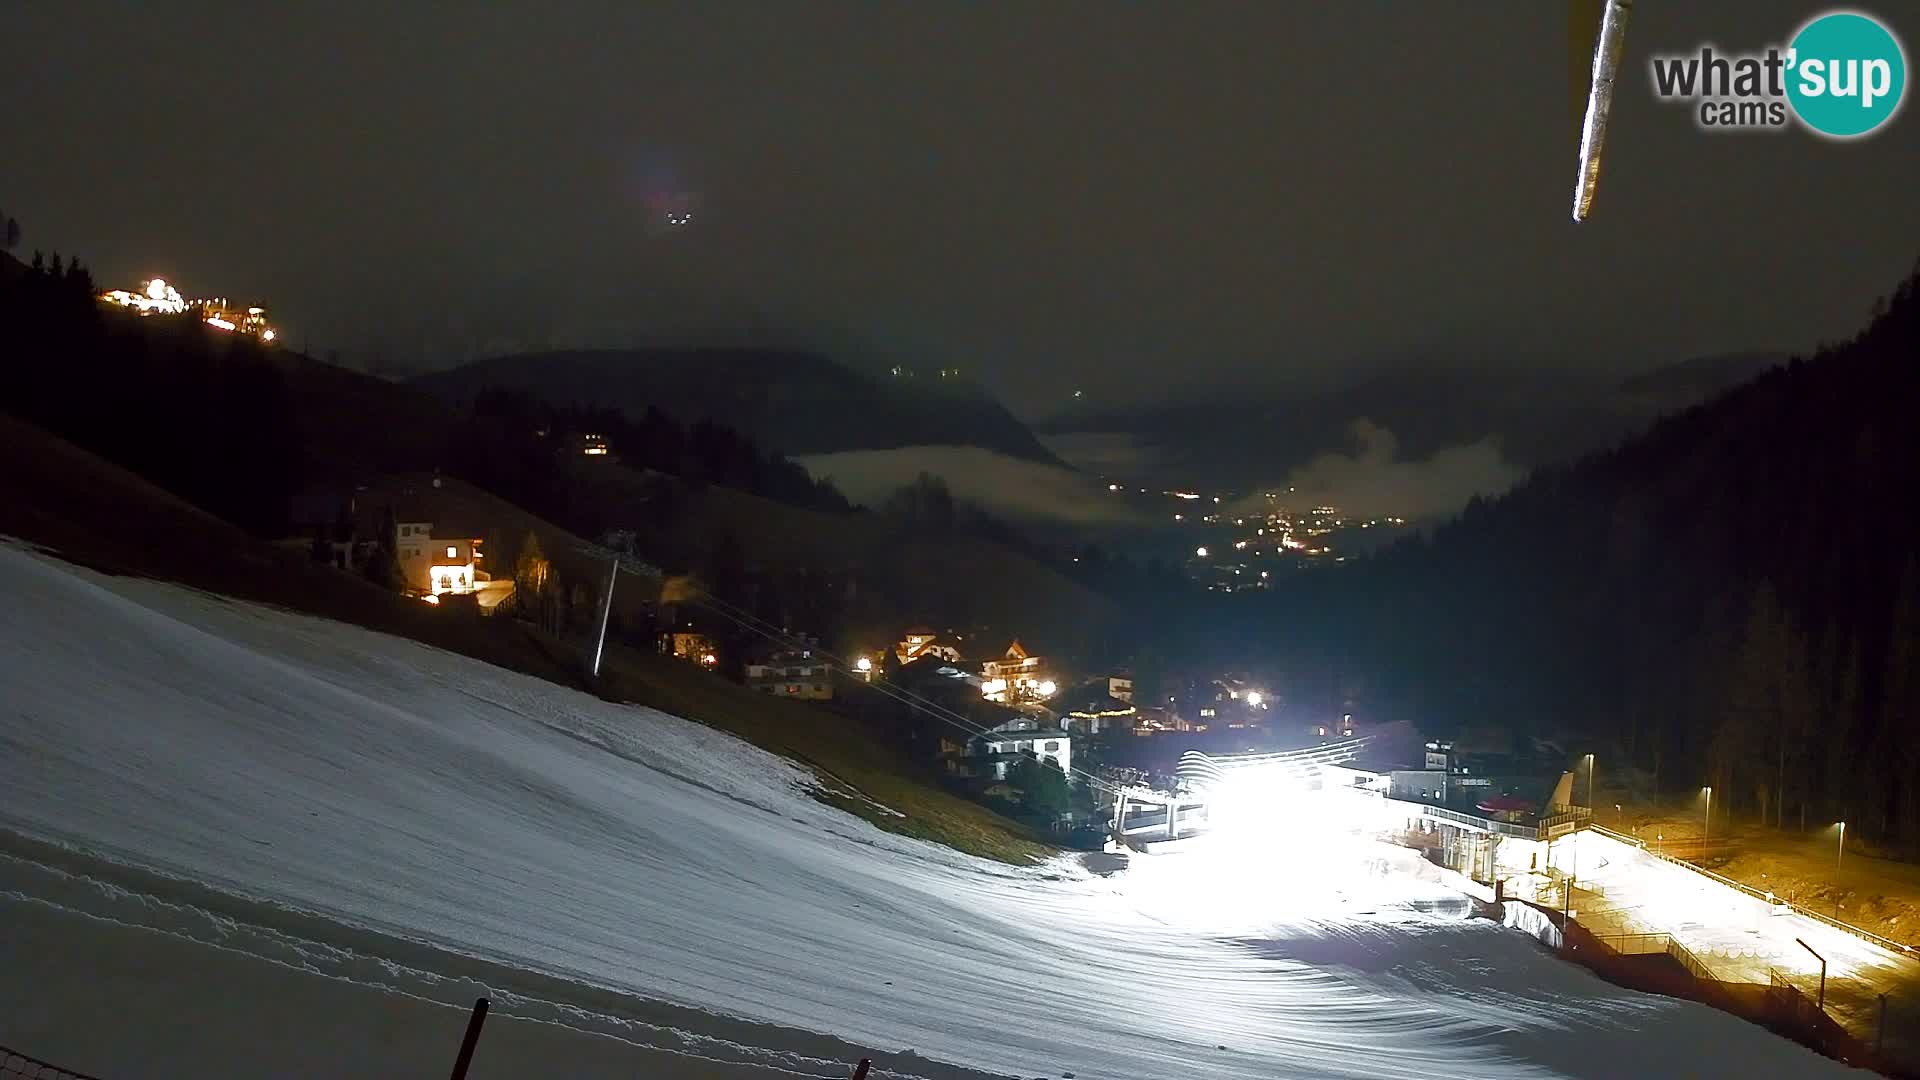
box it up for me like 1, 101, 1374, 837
746, 637, 833, 701
659, 630, 719, 668
894, 626, 963, 666
1056, 681, 1137, 735
970, 715, 1073, 780
980, 639, 1060, 705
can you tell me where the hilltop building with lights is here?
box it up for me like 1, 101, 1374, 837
98, 278, 278, 343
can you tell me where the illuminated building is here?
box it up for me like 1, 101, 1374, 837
395, 520, 485, 598
97, 278, 279, 342
894, 626, 961, 666
970, 716, 1072, 779
98, 278, 185, 315
661, 631, 719, 668
980, 640, 1059, 704
194, 297, 277, 341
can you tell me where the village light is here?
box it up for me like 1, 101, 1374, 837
1195, 546, 1208, 558
1245, 691, 1262, 707
855, 656, 873, 672
1037, 680, 1057, 697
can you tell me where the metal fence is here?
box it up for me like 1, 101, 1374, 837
1588, 930, 1723, 982
2, 1000, 875, 1080
1584, 823, 1919, 958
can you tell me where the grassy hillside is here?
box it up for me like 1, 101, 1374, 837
0, 415, 1049, 863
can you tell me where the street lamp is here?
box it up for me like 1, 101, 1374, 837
1838, 821, 1847, 872
1586, 753, 1596, 814
1702, 786, 1713, 852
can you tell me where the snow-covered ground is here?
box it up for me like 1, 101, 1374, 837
0, 543, 1865, 1078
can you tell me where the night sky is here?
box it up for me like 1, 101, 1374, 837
6, 3, 1916, 413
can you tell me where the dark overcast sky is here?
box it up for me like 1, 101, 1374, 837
5, 3, 1916, 411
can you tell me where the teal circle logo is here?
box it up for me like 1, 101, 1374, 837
1787, 11, 1907, 138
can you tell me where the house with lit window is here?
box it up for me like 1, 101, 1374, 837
894, 626, 962, 666
969, 716, 1073, 780
980, 640, 1059, 705
660, 630, 719, 668
747, 638, 833, 701
394, 521, 486, 598
1057, 681, 1137, 735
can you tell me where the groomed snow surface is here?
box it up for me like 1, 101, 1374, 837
0, 544, 1863, 1078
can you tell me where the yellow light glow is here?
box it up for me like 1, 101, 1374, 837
855, 657, 873, 672
261, 329, 277, 342
147, 279, 168, 300
206, 317, 236, 331
1037, 680, 1057, 697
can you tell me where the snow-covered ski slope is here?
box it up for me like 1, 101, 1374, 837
0, 544, 1860, 1078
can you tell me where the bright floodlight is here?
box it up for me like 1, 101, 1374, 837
855, 656, 873, 672
1195, 546, 1209, 558
146, 278, 168, 300
1037, 679, 1057, 698
1246, 691, 1263, 707
1571, 0, 1633, 222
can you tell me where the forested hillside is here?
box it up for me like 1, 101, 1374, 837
1275, 259, 1920, 844
413, 348, 1061, 463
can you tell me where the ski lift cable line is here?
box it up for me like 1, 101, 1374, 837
672, 587, 1132, 797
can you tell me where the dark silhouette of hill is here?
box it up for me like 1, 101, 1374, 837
1038, 356, 1790, 492
1617, 351, 1786, 402
411, 349, 1062, 465
1271, 261, 1920, 846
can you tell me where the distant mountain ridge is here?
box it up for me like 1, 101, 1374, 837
1035, 353, 1794, 489
412, 348, 1063, 465
1617, 351, 1786, 401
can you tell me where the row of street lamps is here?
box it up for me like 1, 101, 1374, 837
1695, 783, 1846, 871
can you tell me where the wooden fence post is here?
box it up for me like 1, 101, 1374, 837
449, 997, 490, 1080
851, 1058, 871, 1079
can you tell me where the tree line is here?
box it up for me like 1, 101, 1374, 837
1262, 258, 1920, 846
0, 250, 301, 535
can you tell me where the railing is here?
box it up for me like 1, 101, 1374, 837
1, 1004, 876, 1080
2, 1048, 101, 1080
1537, 807, 1594, 836
1411, 802, 1545, 840
1590, 825, 1918, 959
1589, 931, 1723, 981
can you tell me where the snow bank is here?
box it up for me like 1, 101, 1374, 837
0, 544, 1864, 1078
